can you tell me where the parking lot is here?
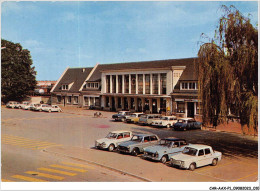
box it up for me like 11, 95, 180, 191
1, 106, 258, 183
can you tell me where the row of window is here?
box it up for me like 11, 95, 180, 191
57, 96, 78, 104
106, 73, 167, 95
83, 82, 99, 89
180, 82, 198, 90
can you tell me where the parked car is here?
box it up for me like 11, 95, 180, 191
173, 118, 202, 131
6, 101, 19, 109
125, 113, 144, 123
24, 103, 37, 110
138, 114, 162, 125
170, 144, 222, 171
15, 101, 30, 109
151, 116, 178, 128
117, 134, 160, 156
112, 111, 132, 122
32, 104, 50, 111
143, 138, 188, 164
43, 105, 62, 112
95, 131, 132, 151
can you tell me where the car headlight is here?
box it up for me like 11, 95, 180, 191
101, 142, 106, 147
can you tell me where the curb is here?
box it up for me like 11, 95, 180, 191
42, 148, 152, 182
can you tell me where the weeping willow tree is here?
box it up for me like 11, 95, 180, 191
198, 5, 258, 135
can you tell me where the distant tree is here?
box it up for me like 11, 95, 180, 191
1, 39, 37, 103
198, 5, 258, 135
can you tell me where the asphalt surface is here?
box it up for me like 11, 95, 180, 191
1, 107, 259, 187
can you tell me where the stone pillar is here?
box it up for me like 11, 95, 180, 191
116, 75, 118, 93
158, 73, 161, 95
149, 98, 153, 113
134, 97, 138, 112
109, 96, 112, 110
143, 74, 145, 94
110, 75, 112, 94
122, 75, 125, 94
115, 96, 118, 110
127, 97, 131, 110
129, 74, 131, 94
150, 73, 153, 94
135, 74, 138, 94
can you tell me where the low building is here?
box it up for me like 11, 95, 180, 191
51, 57, 201, 118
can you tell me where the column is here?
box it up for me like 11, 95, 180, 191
93, 97, 96, 106
150, 73, 153, 94
109, 96, 112, 110
122, 97, 125, 110
134, 97, 138, 112
127, 97, 131, 110
88, 97, 90, 106
116, 75, 118, 93
129, 74, 131, 94
115, 97, 118, 111
110, 75, 112, 93
158, 73, 161, 95
149, 98, 153, 113
122, 75, 125, 94
143, 74, 145, 95
141, 98, 145, 112
135, 74, 138, 94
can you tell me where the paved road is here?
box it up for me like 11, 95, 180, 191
1, 107, 258, 184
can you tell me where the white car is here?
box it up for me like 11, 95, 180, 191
43, 105, 62, 112
33, 104, 50, 111
170, 144, 222, 171
95, 131, 133, 151
151, 116, 178, 128
6, 101, 19, 108
24, 103, 37, 110
17, 102, 30, 109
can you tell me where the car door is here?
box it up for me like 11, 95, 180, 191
196, 149, 207, 167
203, 148, 213, 165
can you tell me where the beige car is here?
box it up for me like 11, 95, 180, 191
125, 113, 144, 123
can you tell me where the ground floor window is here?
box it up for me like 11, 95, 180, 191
176, 102, 185, 113
196, 102, 202, 115
106, 97, 109, 107
57, 96, 61, 103
67, 96, 72, 104
74, 96, 78, 104
84, 97, 89, 106
95, 97, 100, 107
118, 97, 122, 108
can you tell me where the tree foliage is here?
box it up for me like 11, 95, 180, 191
198, 5, 258, 135
1, 39, 37, 103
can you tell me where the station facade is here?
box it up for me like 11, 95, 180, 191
51, 57, 201, 119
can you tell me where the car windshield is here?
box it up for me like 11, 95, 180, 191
159, 139, 172, 147
182, 147, 197, 156
131, 135, 143, 142
106, 133, 118, 139
161, 117, 168, 120
130, 114, 136, 117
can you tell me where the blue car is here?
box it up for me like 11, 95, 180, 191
143, 138, 188, 164
173, 118, 202, 131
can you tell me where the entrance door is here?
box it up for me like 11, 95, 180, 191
137, 98, 142, 112
187, 102, 194, 118
152, 99, 157, 114
111, 97, 116, 111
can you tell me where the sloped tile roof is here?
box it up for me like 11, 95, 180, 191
52, 67, 93, 93
88, 57, 198, 82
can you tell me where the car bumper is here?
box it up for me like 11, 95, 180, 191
117, 146, 131, 153
95, 142, 107, 149
143, 153, 160, 161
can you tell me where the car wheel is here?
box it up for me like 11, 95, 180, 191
189, 163, 196, 171
212, 158, 218, 166
39, 109, 42, 112
161, 155, 168, 164
166, 124, 170, 128
58, 109, 61, 112
48, 109, 52, 113
121, 118, 125, 122
108, 144, 115, 152
183, 127, 187, 131
131, 148, 139, 156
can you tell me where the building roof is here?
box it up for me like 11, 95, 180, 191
52, 67, 93, 93
87, 57, 198, 82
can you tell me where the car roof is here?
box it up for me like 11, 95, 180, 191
110, 130, 132, 134
179, 118, 194, 120
162, 137, 186, 142
133, 134, 157, 137
186, 144, 211, 149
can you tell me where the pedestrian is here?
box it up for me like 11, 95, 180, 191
213, 115, 218, 129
